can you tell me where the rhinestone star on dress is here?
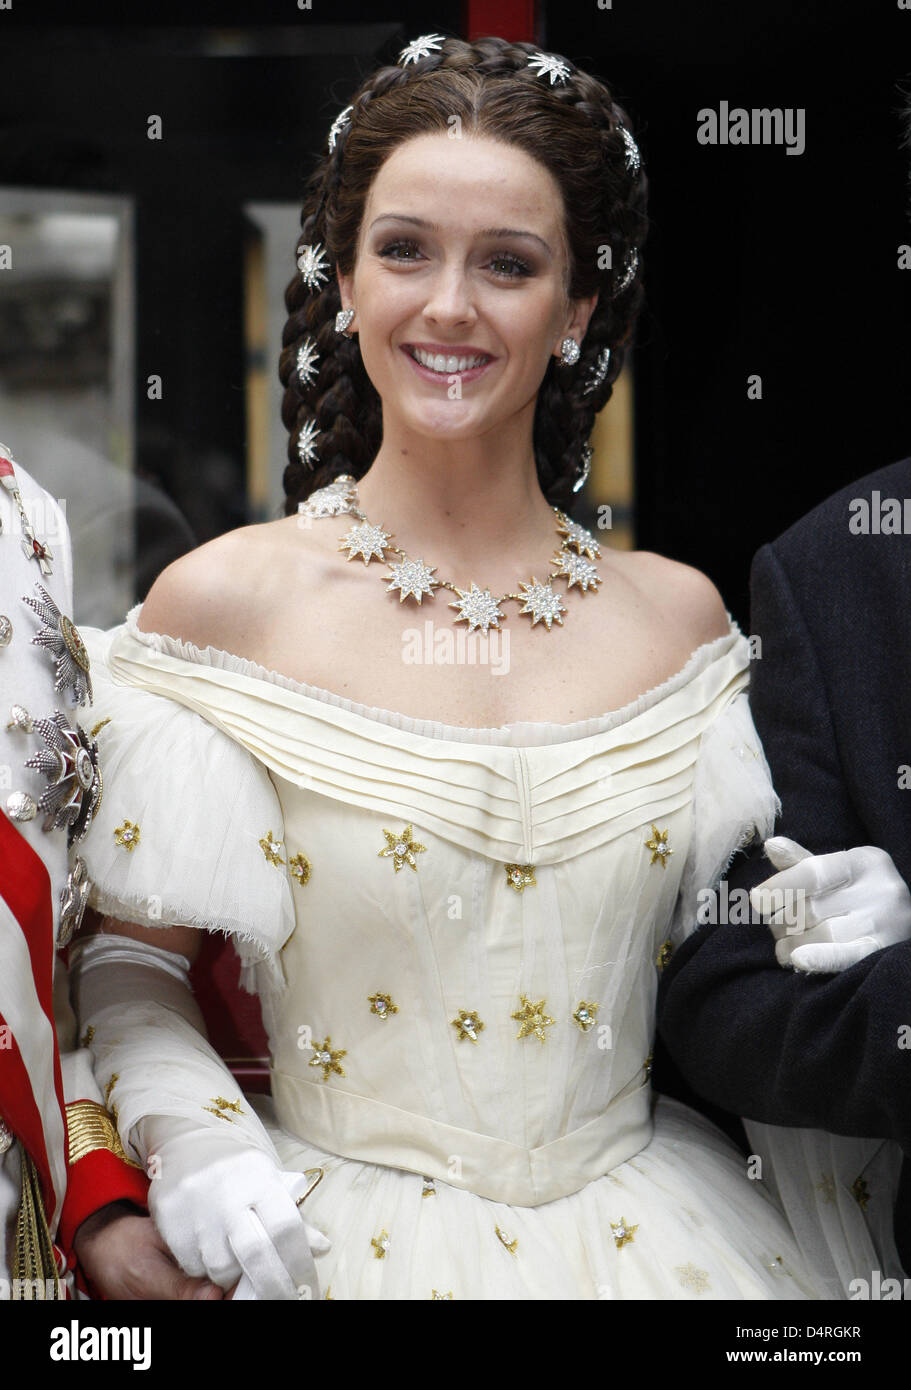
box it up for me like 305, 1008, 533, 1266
674, 1262, 710, 1294
511, 995, 555, 1043
551, 551, 601, 594
327, 106, 353, 152
448, 583, 505, 634
309, 1036, 346, 1081
296, 336, 320, 388
384, 557, 440, 604
495, 1224, 518, 1254
298, 475, 359, 519
289, 852, 311, 885
611, 1217, 638, 1249
399, 33, 445, 64
22, 583, 92, 705
516, 578, 567, 630
259, 830, 286, 866
451, 1010, 484, 1044
504, 864, 536, 893
527, 51, 572, 85
572, 1001, 599, 1032
371, 1230, 390, 1258
378, 824, 427, 872
113, 820, 140, 852
554, 512, 601, 559
645, 824, 672, 868
368, 992, 398, 1020
297, 243, 331, 292
339, 521, 392, 565
297, 418, 321, 468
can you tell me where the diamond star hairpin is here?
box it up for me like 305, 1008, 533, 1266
526, 51, 572, 86
297, 418, 321, 468
296, 336, 320, 388
613, 248, 639, 297
328, 105, 353, 152
297, 243, 331, 292
399, 33, 445, 65
619, 125, 641, 175
583, 347, 611, 397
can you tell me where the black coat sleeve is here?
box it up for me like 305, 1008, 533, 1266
656, 541, 911, 1153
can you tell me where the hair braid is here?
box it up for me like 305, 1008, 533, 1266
279, 34, 648, 515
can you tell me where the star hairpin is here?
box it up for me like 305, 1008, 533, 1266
297, 243, 331, 292
327, 106, 353, 152
399, 34, 445, 65
613, 248, 639, 297
526, 51, 572, 86
619, 125, 641, 175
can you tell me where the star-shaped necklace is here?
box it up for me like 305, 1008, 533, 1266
301, 474, 604, 635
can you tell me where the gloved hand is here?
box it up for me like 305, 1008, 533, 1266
143, 1119, 330, 1300
749, 836, 911, 973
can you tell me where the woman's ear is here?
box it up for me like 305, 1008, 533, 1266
564, 290, 599, 348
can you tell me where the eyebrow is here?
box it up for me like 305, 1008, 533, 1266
368, 213, 553, 257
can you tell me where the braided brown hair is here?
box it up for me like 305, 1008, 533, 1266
279, 34, 648, 516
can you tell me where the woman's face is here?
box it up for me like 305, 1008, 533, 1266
337, 132, 597, 444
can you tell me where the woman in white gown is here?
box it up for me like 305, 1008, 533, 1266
68, 34, 850, 1300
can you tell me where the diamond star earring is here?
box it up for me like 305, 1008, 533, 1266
559, 337, 580, 366
335, 308, 355, 337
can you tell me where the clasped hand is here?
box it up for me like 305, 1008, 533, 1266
750, 836, 911, 972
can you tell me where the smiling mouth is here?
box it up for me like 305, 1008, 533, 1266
405, 346, 493, 374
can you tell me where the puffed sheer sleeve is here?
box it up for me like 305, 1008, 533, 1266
669, 687, 780, 949
78, 622, 294, 990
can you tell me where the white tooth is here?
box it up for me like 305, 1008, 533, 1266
446, 356, 459, 373
433, 354, 446, 372
456, 358, 468, 372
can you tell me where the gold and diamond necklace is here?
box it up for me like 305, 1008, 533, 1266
298, 474, 603, 635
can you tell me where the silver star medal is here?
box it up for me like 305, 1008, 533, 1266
22, 582, 93, 705
399, 34, 445, 65
384, 556, 440, 604
296, 336, 320, 388
338, 521, 392, 565
516, 578, 567, 630
448, 583, 505, 634
327, 106, 353, 152
23, 709, 103, 846
527, 51, 572, 85
298, 475, 359, 520
551, 551, 601, 593
297, 243, 331, 292
555, 512, 601, 559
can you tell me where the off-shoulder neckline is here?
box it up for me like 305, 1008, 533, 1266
120, 604, 747, 748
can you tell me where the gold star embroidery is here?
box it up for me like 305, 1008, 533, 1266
90, 717, 111, 737
511, 995, 555, 1043
674, 1262, 710, 1294
324, 1286, 333, 1299
422, 1177, 436, 1198
816, 1173, 836, 1205
645, 823, 672, 867
368, 992, 398, 1019
103, 1074, 118, 1106
309, 1036, 346, 1081
431, 1290, 453, 1298
572, 1001, 598, 1032
504, 863, 536, 893
80, 1026, 95, 1048
852, 1177, 870, 1211
655, 939, 675, 971
378, 824, 427, 872
259, 830, 285, 866
371, 1230, 390, 1259
451, 1010, 484, 1044
113, 820, 140, 852
203, 1095, 245, 1122
495, 1224, 518, 1255
289, 852, 311, 885
611, 1217, 638, 1249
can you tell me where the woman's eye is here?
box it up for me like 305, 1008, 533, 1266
488, 254, 532, 279
378, 240, 423, 262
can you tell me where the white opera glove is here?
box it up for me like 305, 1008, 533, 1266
749, 835, 911, 973
140, 1116, 330, 1300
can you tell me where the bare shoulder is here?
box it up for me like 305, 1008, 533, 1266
136, 514, 328, 650
610, 549, 731, 648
